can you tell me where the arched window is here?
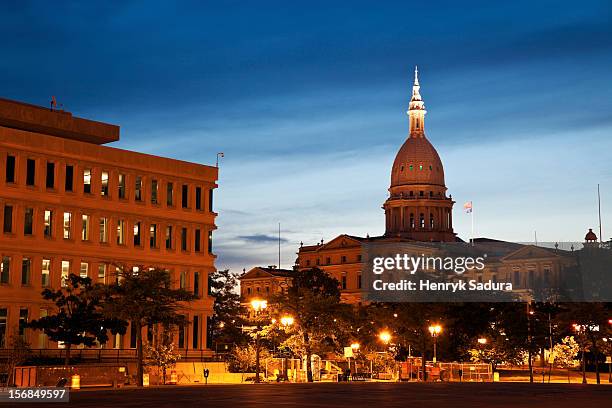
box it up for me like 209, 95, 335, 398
410, 213, 415, 229
419, 213, 425, 229
416, 118, 420, 129
430, 214, 434, 229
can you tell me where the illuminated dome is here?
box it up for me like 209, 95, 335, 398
391, 136, 445, 187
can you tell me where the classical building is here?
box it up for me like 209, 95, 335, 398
238, 266, 293, 317
295, 68, 576, 303
0, 97, 218, 358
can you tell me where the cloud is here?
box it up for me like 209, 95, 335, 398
237, 234, 289, 244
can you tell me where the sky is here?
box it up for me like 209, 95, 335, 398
1, 1, 611, 272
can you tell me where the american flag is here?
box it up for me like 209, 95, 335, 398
464, 201, 472, 213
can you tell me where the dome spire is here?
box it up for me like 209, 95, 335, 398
407, 65, 426, 138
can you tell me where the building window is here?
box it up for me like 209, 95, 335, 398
26, 159, 36, 186
180, 271, 187, 289
5, 155, 15, 183
305, 260, 310, 266
341, 256, 347, 263
133, 222, 141, 246
195, 187, 202, 210
61, 260, 70, 287
117, 219, 126, 245
181, 184, 189, 208
21, 257, 31, 285
150, 224, 157, 248
419, 213, 425, 229
81, 214, 90, 241
24, 207, 34, 235
3, 205, 12, 233
98, 263, 106, 284
165, 226, 173, 249
19, 308, 28, 337
83, 168, 92, 194
513, 270, 520, 288
180, 227, 188, 251
195, 229, 201, 252
46, 162, 55, 189
0, 309, 7, 347
116, 174, 126, 199
410, 214, 415, 229
341, 273, 347, 290
1, 256, 10, 284
99, 217, 108, 243
151, 179, 158, 204
65, 165, 74, 192
101, 171, 109, 196
166, 182, 174, 206
41, 259, 51, 287
194, 272, 200, 296
430, 214, 434, 229
135, 176, 142, 201
208, 231, 213, 253
44, 210, 53, 237
357, 273, 362, 289
326, 257, 331, 265
178, 319, 185, 349
80, 262, 88, 278
192, 316, 199, 349
357, 254, 362, 262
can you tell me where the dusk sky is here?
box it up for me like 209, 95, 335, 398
2, 1, 611, 272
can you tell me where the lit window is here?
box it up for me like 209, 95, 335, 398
98, 263, 106, 284
83, 169, 92, 194
63, 212, 72, 239
21, 257, 31, 285
81, 215, 90, 241
101, 171, 109, 196
0, 256, 10, 284
61, 261, 70, 287
133, 222, 141, 246
117, 220, 125, 245
44, 210, 53, 237
80, 262, 88, 278
118, 174, 126, 199
99, 217, 108, 243
150, 224, 157, 248
41, 259, 50, 287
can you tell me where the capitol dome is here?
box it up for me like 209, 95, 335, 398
391, 135, 445, 187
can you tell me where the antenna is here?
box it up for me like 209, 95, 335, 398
598, 184, 603, 244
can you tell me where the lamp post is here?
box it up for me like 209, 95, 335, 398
280, 315, 294, 380
251, 299, 267, 383
428, 324, 442, 363
573, 323, 587, 384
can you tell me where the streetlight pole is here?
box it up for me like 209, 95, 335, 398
428, 324, 442, 363
251, 299, 268, 384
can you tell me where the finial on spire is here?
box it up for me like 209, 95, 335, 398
407, 65, 426, 137
414, 65, 419, 86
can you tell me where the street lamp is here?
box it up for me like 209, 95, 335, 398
280, 315, 294, 327
428, 324, 442, 363
250, 299, 267, 383
477, 338, 487, 345
379, 331, 392, 345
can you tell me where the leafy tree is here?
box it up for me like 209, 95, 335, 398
28, 274, 126, 366
104, 267, 196, 386
552, 336, 580, 383
228, 344, 272, 382
2, 330, 31, 386
273, 267, 349, 382
209, 269, 247, 349
556, 302, 610, 384
144, 325, 182, 384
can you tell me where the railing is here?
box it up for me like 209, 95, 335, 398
0, 348, 222, 364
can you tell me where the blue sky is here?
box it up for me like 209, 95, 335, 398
2, 1, 611, 272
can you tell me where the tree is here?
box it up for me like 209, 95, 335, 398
2, 330, 31, 386
209, 269, 247, 349
469, 332, 524, 371
104, 267, 196, 386
273, 267, 350, 382
28, 274, 126, 366
556, 302, 610, 384
552, 336, 580, 383
228, 344, 272, 382
144, 325, 182, 385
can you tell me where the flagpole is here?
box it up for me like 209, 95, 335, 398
598, 184, 602, 245
471, 202, 474, 246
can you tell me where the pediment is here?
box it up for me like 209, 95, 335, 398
501, 245, 559, 262
320, 235, 363, 251
239, 267, 276, 280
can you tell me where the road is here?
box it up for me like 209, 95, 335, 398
7, 382, 612, 408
